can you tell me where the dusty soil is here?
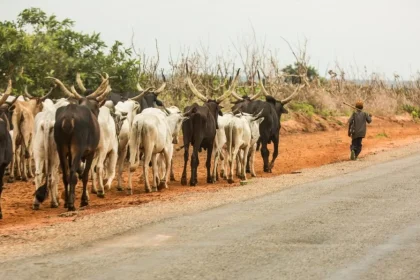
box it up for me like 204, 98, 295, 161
1, 114, 420, 233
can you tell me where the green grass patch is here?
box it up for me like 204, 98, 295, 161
290, 102, 315, 116
376, 132, 389, 138
402, 104, 420, 119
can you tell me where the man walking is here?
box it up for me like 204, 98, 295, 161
348, 100, 372, 160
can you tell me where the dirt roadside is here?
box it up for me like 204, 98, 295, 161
0, 115, 420, 262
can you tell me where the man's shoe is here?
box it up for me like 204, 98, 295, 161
350, 150, 356, 160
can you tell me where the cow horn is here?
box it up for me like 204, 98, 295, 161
257, 70, 272, 98
24, 85, 34, 98
281, 84, 305, 105
185, 64, 208, 103
70, 85, 84, 99
154, 81, 166, 94
182, 107, 194, 117
216, 68, 241, 103
96, 84, 112, 102
86, 77, 109, 99
130, 87, 152, 101
0, 80, 12, 106
6, 95, 19, 107
40, 86, 55, 101
76, 72, 87, 93
252, 109, 264, 120
249, 72, 264, 100
136, 82, 145, 92
231, 90, 244, 101
162, 106, 171, 115
46, 77, 77, 99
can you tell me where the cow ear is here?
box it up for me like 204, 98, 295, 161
281, 107, 289, 114
155, 100, 163, 106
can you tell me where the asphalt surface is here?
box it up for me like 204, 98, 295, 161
1, 152, 420, 280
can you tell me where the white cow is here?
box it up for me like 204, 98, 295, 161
128, 107, 186, 193
225, 111, 264, 183
113, 100, 140, 190
32, 98, 69, 209
211, 113, 235, 182
90, 106, 118, 198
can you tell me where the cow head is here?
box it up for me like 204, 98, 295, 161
130, 71, 166, 112
258, 73, 304, 120
0, 79, 15, 129
163, 106, 189, 144
47, 74, 111, 117
185, 64, 241, 129
21, 85, 55, 115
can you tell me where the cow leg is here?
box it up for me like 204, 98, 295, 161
236, 151, 242, 177
116, 144, 128, 191
220, 148, 227, 180
160, 148, 172, 190
15, 146, 22, 180
206, 144, 214, 184
104, 148, 118, 192
228, 146, 239, 184
269, 136, 279, 172
249, 144, 257, 177
181, 147, 189, 186
57, 150, 70, 209
246, 149, 252, 173
95, 153, 108, 198
50, 161, 60, 208
241, 147, 250, 181
151, 154, 159, 192
32, 150, 45, 210
260, 140, 270, 173
190, 146, 199, 187
170, 159, 176, 181
80, 153, 94, 208
211, 149, 219, 183
0, 164, 5, 219
28, 154, 34, 178
143, 150, 152, 193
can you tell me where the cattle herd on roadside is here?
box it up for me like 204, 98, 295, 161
0, 66, 303, 218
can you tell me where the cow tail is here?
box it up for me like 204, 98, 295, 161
129, 121, 142, 168
61, 117, 74, 135
43, 123, 50, 188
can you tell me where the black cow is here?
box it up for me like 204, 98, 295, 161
231, 73, 303, 173
181, 66, 240, 186
0, 80, 14, 219
43, 76, 110, 211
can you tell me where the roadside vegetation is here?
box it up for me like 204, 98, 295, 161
1, 8, 420, 118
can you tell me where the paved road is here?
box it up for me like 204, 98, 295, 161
2, 153, 420, 280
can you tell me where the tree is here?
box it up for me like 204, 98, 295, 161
282, 63, 319, 84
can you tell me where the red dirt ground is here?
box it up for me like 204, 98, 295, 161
1, 115, 420, 233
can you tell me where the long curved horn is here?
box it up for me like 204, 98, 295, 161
185, 64, 208, 102
46, 77, 77, 99
216, 68, 241, 103
130, 87, 152, 101
76, 72, 87, 93
6, 95, 19, 107
154, 81, 166, 94
40, 86, 55, 101
252, 109, 264, 120
231, 90, 244, 101
96, 84, 112, 102
24, 85, 34, 98
136, 82, 145, 92
257, 70, 271, 97
70, 86, 84, 99
281, 84, 305, 105
86, 77, 109, 99
0, 80, 12, 106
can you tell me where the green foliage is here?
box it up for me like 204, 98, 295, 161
289, 102, 315, 116
0, 8, 140, 95
402, 104, 420, 119
282, 63, 319, 84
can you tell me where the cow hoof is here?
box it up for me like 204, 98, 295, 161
170, 177, 176, 182
126, 189, 133, 195
67, 205, 76, 212
151, 187, 158, 192
16, 176, 21, 180
0, 212, 2, 219
32, 204, 40, 210
246, 169, 251, 173
158, 182, 167, 190
116, 186, 124, 192
91, 189, 97, 194
251, 173, 257, 177
80, 200, 89, 207
145, 188, 151, 193
51, 202, 59, 208
22, 177, 28, 182
7, 177, 15, 183
227, 179, 234, 184
181, 178, 187, 186
97, 191, 105, 198
207, 177, 215, 184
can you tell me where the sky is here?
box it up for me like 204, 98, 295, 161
1, 0, 419, 79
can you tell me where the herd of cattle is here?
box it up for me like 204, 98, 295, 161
0, 67, 302, 218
